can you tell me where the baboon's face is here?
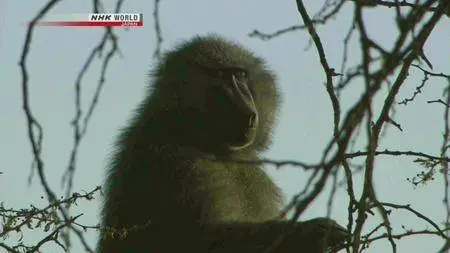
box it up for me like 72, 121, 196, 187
156, 36, 278, 153
198, 64, 258, 151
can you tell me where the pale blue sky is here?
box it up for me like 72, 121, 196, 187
1, 1, 449, 252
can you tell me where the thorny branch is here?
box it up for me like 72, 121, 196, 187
10, 0, 167, 251
253, 0, 450, 252
16, 0, 124, 252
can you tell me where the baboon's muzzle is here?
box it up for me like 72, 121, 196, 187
222, 75, 258, 149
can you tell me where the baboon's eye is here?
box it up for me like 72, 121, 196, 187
224, 67, 248, 81
237, 69, 247, 77
234, 70, 247, 80
197, 63, 248, 81
230, 68, 248, 87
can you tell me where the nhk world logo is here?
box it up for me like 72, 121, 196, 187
35, 13, 143, 27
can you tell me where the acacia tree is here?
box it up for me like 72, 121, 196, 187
1, 0, 449, 252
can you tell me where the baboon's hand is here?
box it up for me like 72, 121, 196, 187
297, 218, 349, 252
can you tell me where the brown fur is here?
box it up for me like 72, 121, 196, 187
97, 34, 347, 253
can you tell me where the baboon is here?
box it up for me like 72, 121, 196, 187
97, 34, 348, 253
